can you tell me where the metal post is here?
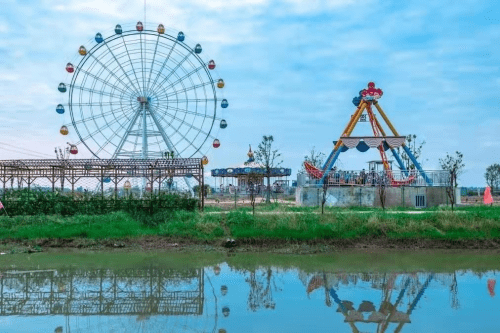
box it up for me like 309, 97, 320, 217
201, 164, 205, 211
101, 166, 104, 198
52, 166, 55, 192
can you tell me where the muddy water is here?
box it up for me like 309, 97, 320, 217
0, 250, 499, 333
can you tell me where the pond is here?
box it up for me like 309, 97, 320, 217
0, 250, 498, 332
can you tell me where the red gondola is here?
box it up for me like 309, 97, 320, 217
213, 139, 220, 148
65, 63, 74, 73
208, 60, 215, 70
69, 144, 78, 155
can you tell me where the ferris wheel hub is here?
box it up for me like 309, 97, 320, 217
137, 97, 151, 104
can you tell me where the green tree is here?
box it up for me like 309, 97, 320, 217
485, 163, 500, 192
254, 135, 283, 204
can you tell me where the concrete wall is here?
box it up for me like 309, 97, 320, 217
296, 186, 461, 208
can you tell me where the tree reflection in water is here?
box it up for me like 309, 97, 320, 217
246, 268, 282, 311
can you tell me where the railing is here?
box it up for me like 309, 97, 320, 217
297, 170, 451, 187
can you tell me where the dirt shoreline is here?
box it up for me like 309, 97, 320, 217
2, 236, 499, 254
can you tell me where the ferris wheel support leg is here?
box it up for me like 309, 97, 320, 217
112, 109, 142, 158
149, 108, 195, 196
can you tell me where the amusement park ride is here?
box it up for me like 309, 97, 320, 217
304, 82, 432, 187
55, 21, 228, 191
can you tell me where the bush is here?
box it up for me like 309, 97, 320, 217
0, 189, 198, 217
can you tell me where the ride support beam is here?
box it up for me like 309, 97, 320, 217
320, 103, 367, 181
402, 145, 433, 185
321, 102, 366, 171
374, 101, 432, 185
373, 101, 399, 136
372, 113, 409, 175
320, 148, 342, 184
333, 102, 367, 152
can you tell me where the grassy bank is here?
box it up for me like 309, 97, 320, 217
1, 206, 500, 243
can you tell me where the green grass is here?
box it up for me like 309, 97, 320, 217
1, 206, 500, 241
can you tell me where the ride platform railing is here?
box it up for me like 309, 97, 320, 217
297, 170, 451, 188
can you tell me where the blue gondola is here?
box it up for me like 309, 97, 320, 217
220, 119, 227, 129
221, 99, 228, 108
56, 104, 65, 114
95, 33, 103, 43
103, 177, 111, 183
194, 44, 202, 54
115, 24, 122, 34
177, 31, 185, 41
58, 83, 66, 93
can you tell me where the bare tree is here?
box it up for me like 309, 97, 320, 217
396, 134, 426, 170
247, 172, 261, 216
485, 163, 500, 192
254, 136, 283, 204
300, 146, 326, 173
439, 151, 465, 211
377, 173, 388, 210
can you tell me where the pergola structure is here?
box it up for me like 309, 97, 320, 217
0, 158, 205, 207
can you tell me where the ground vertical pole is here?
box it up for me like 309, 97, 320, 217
201, 164, 205, 211
101, 166, 104, 198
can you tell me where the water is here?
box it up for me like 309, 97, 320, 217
0, 251, 498, 333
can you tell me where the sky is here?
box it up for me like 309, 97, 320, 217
0, 0, 499, 186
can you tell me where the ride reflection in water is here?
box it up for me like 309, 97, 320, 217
0, 264, 498, 332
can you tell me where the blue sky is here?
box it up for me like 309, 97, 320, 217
0, 0, 499, 186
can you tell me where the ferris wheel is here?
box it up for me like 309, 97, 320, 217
56, 22, 228, 161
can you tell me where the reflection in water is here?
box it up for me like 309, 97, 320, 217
0, 263, 498, 332
0, 268, 204, 316
488, 279, 496, 297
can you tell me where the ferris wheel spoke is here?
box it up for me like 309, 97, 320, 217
75, 67, 133, 98
102, 41, 142, 96
66, 109, 120, 127
64, 101, 129, 107
145, 34, 161, 96
148, 39, 177, 95
70, 84, 129, 100
159, 81, 214, 99
87, 52, 140, 96
150, 52, 191, 97
150, 105, 204, 155
120, 35, 144, 96
74, 109, 135, 146
156, 97, 216, 104
154, 104, 219, 120
156, 64, 207, 95
140, 32, 146, 95
153, 104, 214, 139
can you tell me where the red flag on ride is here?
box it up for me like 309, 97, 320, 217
484, 186, 494, 205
